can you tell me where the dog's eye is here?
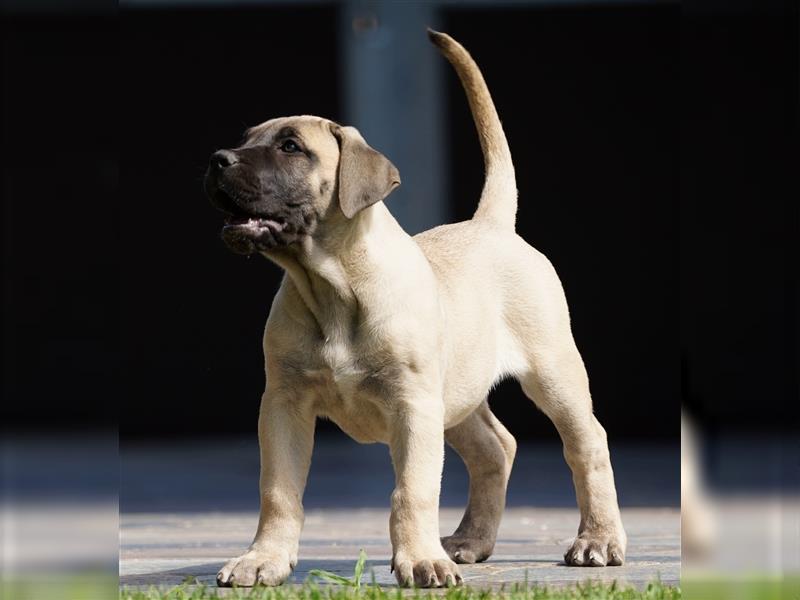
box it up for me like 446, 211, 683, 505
280, 140, 301, 154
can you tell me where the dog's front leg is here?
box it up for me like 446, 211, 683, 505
217, 388, 315, 587
389, 401, 463, 588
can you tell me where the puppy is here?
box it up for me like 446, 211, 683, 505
204, 30, 626, 588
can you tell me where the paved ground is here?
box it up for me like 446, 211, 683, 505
120, 507, 679, 590
120, 436, 680, 590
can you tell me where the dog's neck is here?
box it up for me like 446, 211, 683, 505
268, 202, 409, 338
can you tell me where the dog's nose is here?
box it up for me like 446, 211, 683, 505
210, 149, 239, 170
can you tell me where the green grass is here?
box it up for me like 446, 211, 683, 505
681, 576, 800, 600
307, 549, 369, 589
119, 580, 681, 600
1, 572, 117, 600
120, 551, 680, 600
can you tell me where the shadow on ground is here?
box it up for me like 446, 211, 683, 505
120, 436, 678, 513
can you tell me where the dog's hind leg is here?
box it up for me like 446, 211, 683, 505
520, 345, 627, 567
442, 401, 516, 564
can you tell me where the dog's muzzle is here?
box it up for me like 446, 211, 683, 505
204, 149, 293, 255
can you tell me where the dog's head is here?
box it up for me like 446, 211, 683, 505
204, 116, 400, 255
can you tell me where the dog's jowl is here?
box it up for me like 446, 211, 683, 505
205, 30, 626, 588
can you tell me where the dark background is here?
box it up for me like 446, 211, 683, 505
680, 3, 798, 435
2, 1, 796, 442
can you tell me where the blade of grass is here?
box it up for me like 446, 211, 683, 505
353, 549, 367, 590
306, 569, 354, 586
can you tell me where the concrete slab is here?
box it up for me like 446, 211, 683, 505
120, 507, 679, 590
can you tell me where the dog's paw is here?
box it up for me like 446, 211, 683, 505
216, 550, 293, 587
563, 532, 625, 567
441, 535, 494, 564
391, 554, 463, 588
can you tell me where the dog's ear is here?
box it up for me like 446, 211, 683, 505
330, 125, 400, 219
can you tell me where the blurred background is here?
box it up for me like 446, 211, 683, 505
1, 0, 797, 597
118, 0, 677, 442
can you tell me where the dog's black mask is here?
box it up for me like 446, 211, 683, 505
204, 137, 317, 255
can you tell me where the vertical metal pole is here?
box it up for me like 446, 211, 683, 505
340, 0, 447, 234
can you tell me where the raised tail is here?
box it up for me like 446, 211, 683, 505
428, 29, 517, 230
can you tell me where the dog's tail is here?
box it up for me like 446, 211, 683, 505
428, 29, 517, 230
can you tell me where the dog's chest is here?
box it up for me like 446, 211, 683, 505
302, 338, 391, 443
315, 337, 362, 386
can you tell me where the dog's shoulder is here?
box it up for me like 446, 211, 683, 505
263, 277, 318, 346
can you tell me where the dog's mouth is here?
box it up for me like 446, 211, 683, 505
222, 214, 286, 234
219, 212, 289, 256
209, 184, 288, 255
207, 180, 314, 256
